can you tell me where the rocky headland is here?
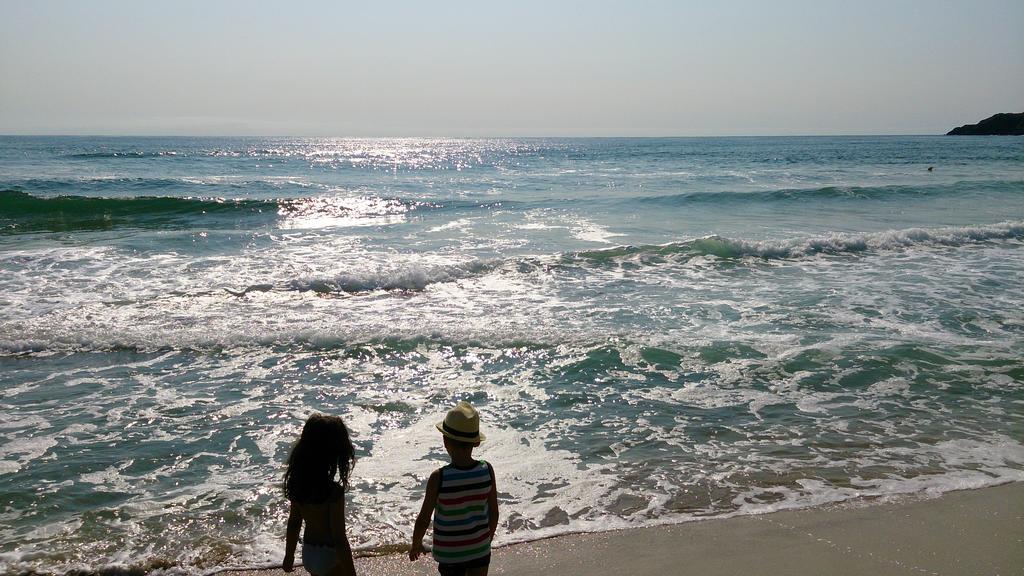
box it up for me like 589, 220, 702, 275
947, 112, 1024, 135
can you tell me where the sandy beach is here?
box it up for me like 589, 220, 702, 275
225, 482, 1023, 576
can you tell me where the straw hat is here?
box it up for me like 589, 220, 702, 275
436, 401, 486, 443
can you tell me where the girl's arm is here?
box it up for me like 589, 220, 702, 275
409, 470, 440, 561
329, 492, 356, 576
283, 502, 302, 572
487, 464, 499, 540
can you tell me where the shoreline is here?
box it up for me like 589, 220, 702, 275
225, 481, 1024, 575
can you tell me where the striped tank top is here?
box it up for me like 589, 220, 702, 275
432, 460, 493, 563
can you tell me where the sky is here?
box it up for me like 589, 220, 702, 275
0, 0, 1021, 137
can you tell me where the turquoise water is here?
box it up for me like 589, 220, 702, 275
1, 136, 1023, 575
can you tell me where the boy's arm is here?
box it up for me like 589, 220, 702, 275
283, 502, 302, 572
409, 469, 441, 561
487, 464, 499, 539
328, 492, 356, 576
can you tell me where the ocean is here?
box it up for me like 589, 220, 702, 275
1, 135, 1022, 575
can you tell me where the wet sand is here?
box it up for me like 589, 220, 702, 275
230, 482, 1023, 576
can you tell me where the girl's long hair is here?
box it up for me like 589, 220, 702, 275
283, 413, 355, 503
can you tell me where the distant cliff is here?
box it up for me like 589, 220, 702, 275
947, 113, 1024, 135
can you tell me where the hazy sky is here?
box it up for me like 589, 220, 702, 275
1, 1, 1021, 136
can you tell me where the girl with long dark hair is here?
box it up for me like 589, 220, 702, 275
282, 414, 357, 576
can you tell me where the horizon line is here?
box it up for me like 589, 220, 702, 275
0, 132, 957, 139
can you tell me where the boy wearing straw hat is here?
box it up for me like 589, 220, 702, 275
410, 401, 499, 576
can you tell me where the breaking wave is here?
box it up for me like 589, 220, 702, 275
0, 191, 440, 232
631, 179, 1024, 205
572, 221, 1024, 264
226, 260, 496, 296
65, 151, 181, 159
